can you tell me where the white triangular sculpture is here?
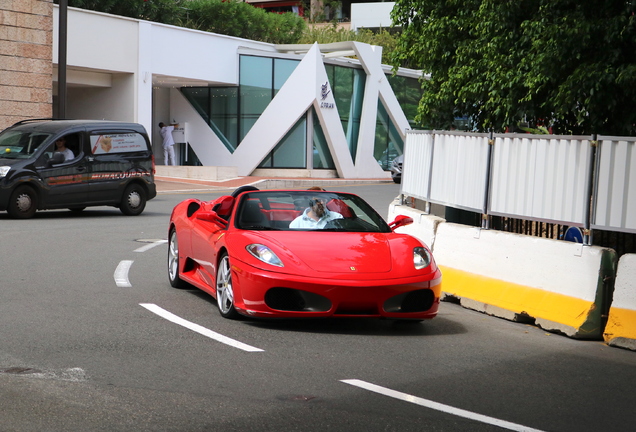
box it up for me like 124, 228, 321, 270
179, 42, 411, 179
233, 43, 357, 177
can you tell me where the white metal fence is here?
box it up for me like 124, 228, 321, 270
401, 130, 636, 235
593, 136, 636, 233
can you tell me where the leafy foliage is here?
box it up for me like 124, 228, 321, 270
63, 0, 306, 45
64, 0, 185, 25
298, 25, 398, 64
182, 0, 305, 44
391, 0, 636, 135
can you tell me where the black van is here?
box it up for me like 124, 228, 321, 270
0, 119, 157, 219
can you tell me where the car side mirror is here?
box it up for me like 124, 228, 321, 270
48, 152, 65, 166
196, 210, 228, 227
388, 214, 413, 231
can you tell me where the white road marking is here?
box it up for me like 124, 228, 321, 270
341, 379, 545, 432
135, 240, 168, 253
114, 260, 133, 287
139, 303, 264, 353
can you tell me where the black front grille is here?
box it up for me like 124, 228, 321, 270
265, 288, 331, 312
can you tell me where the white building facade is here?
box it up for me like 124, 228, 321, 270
54, 6, 421, 179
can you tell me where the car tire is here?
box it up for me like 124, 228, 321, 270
216, 252, 239, 319
69, 207, 86, 214
168, 228, 188, 289
7, 185, 38, 219
392, 176, 401, 184
120, 183, 146, 216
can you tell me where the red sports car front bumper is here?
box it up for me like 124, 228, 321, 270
229, 258, 442, 320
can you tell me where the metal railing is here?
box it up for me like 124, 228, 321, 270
400, 130, 636, 244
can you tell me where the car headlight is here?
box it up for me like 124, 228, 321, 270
0, 166, 10, 178
413, 247, 432, 270
246, 244, 284, 267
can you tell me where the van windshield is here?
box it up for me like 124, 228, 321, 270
0, 130, 51, 159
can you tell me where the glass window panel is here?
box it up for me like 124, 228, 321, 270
209, 87, 239, 150
326, 65, 365, 161
180, 87, 238, 152
274, 117, 306, 168
374, 101, 404, 170
240, 56, 273, 142
240, 56, 273, 116
181, 88, 210, 122
240, 117, 258, 143
312, 108, 335, 169
259, 116, 306, 168
274, 58, 299, 95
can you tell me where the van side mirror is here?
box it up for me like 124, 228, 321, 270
388, 214, 413, 231
48, 152, 65, 166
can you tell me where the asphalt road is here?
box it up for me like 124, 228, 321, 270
1, 182, 636, 432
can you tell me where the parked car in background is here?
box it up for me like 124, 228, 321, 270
0, 119, 156, 218
168, 187, 442, 321
390, 154, 403, 183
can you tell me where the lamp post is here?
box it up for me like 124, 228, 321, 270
57, 0, 67, 119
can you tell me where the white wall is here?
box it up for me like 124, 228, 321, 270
67, 74, 135, 122
351, 2, 396, 31
59, 8, 139, 72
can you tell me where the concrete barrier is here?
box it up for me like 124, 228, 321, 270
389, 204, 617, 339
604, 254, 636, 350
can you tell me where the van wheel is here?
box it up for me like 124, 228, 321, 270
120, 184, 146, 216
7, 186, 38, 219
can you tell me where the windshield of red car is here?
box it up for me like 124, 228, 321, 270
235, 191, 392, 233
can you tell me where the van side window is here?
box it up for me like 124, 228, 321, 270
41, 133, 81, 165
90, 133, 148, 154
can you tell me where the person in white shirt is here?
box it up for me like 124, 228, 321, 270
159, 122, 179, 166
289, 196, 343, 229
54, 136, 74, 161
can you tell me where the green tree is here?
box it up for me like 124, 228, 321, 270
391, 0, 636, 135
183, 0, 305, 44
63, 0, 306, 45
64, 0, 186, 25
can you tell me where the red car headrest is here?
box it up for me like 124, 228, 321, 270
212, 195, 235, 217
326, 199, 353, 218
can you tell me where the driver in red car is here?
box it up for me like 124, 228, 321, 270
289, 195, 343, 229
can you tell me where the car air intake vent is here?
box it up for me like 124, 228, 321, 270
384, 289, 435, 313
265, 288, 331, 312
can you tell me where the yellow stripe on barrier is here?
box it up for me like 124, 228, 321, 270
604, 307, 636, 342
440, 265, 595, 330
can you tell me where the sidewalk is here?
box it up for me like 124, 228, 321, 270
155, 175, 393, 194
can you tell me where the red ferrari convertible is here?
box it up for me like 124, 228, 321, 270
167, 187, 442, 320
